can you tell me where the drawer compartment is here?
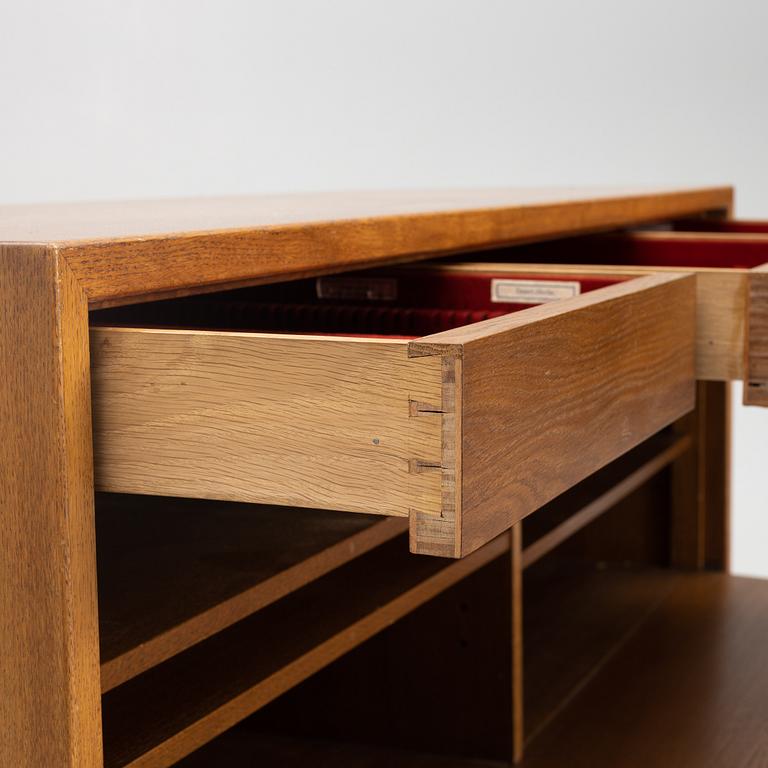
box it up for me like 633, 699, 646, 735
469, 223, 768, 404
91, 269, 695, 557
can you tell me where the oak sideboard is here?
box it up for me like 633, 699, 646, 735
2, 187, 767, 767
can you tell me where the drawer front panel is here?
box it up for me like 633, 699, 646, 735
91, 331, 443, 517
409, 273, 696, 557
747, 265, 768, 405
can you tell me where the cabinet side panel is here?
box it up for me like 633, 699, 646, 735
0, 246, 102, 768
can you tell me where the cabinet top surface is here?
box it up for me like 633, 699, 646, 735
0, 186, 732, 306
0, 187, 731, 244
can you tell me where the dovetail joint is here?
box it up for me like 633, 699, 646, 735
409, 399, 444, 417
409, 459, 442, 474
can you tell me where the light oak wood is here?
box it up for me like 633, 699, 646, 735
451, 223, 768, 391
0, 246, 102, 767
91, 332, 443, 517
696, 269, 748, 380
409, 273, 696, 556
0, 187, 739, 765
91, 274, 696, 557
98, 495, 407, 691
583, 230, 766, 384
745, 263, 768, 405
441, 262, 748, 382
101, 534, 509, 768
0, 187, 732, 307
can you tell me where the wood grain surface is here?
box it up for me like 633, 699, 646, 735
0, 187, 741, 767
441, 261, 748, 382
521, 435, 691, 570
520, 429, 679, 550
92, 273, 697, 558
0, 246, 103, 767
410, 273, 696, 557
744, 263, 768, 405
91, 331, 443, 517
0, 187, 731, 307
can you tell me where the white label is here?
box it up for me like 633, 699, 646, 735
491, 278, 581, 304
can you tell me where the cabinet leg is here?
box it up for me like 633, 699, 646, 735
670, 381, 730, 571
0, 246, 103, 767
511, 523, 524, 764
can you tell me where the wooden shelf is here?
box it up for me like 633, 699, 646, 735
240, 554, 514, 764
97, 494, 407, 691
522, 572, 768, 767
101, 533, 509, 768
521, 430, 687, 565
523, 561, 685, 744
172, 731, 507, 767
171, 571, 768, 768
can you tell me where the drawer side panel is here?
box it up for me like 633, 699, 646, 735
440, 262, 746, 382
91, 330, 443, 517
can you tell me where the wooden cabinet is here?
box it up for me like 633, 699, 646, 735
2, 186, 767, 768
90, 268, 695, 557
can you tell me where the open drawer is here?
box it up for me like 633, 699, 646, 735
90, 268, 695, 557
458, 220, 768, 405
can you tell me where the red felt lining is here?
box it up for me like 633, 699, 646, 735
578, 237, 768, 270
484, 235, 768, 270
92, 269, 624, 338
673, 219, 768, 235
200, 301, 509, 337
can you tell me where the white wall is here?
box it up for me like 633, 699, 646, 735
2, 0, 766, 573
732, 384, 768, 576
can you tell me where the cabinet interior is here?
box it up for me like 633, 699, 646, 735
91, 267, 624, 337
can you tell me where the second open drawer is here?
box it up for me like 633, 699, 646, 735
468, 219, 768, 405
91, 268, 695, 557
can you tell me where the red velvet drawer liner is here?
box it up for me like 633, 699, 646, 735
489, 236, 768, 270
93, 269, 622, 338
203, 302, 509, 337
673, 219, 768, 235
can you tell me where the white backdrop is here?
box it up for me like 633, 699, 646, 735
2, 0, 766, 574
